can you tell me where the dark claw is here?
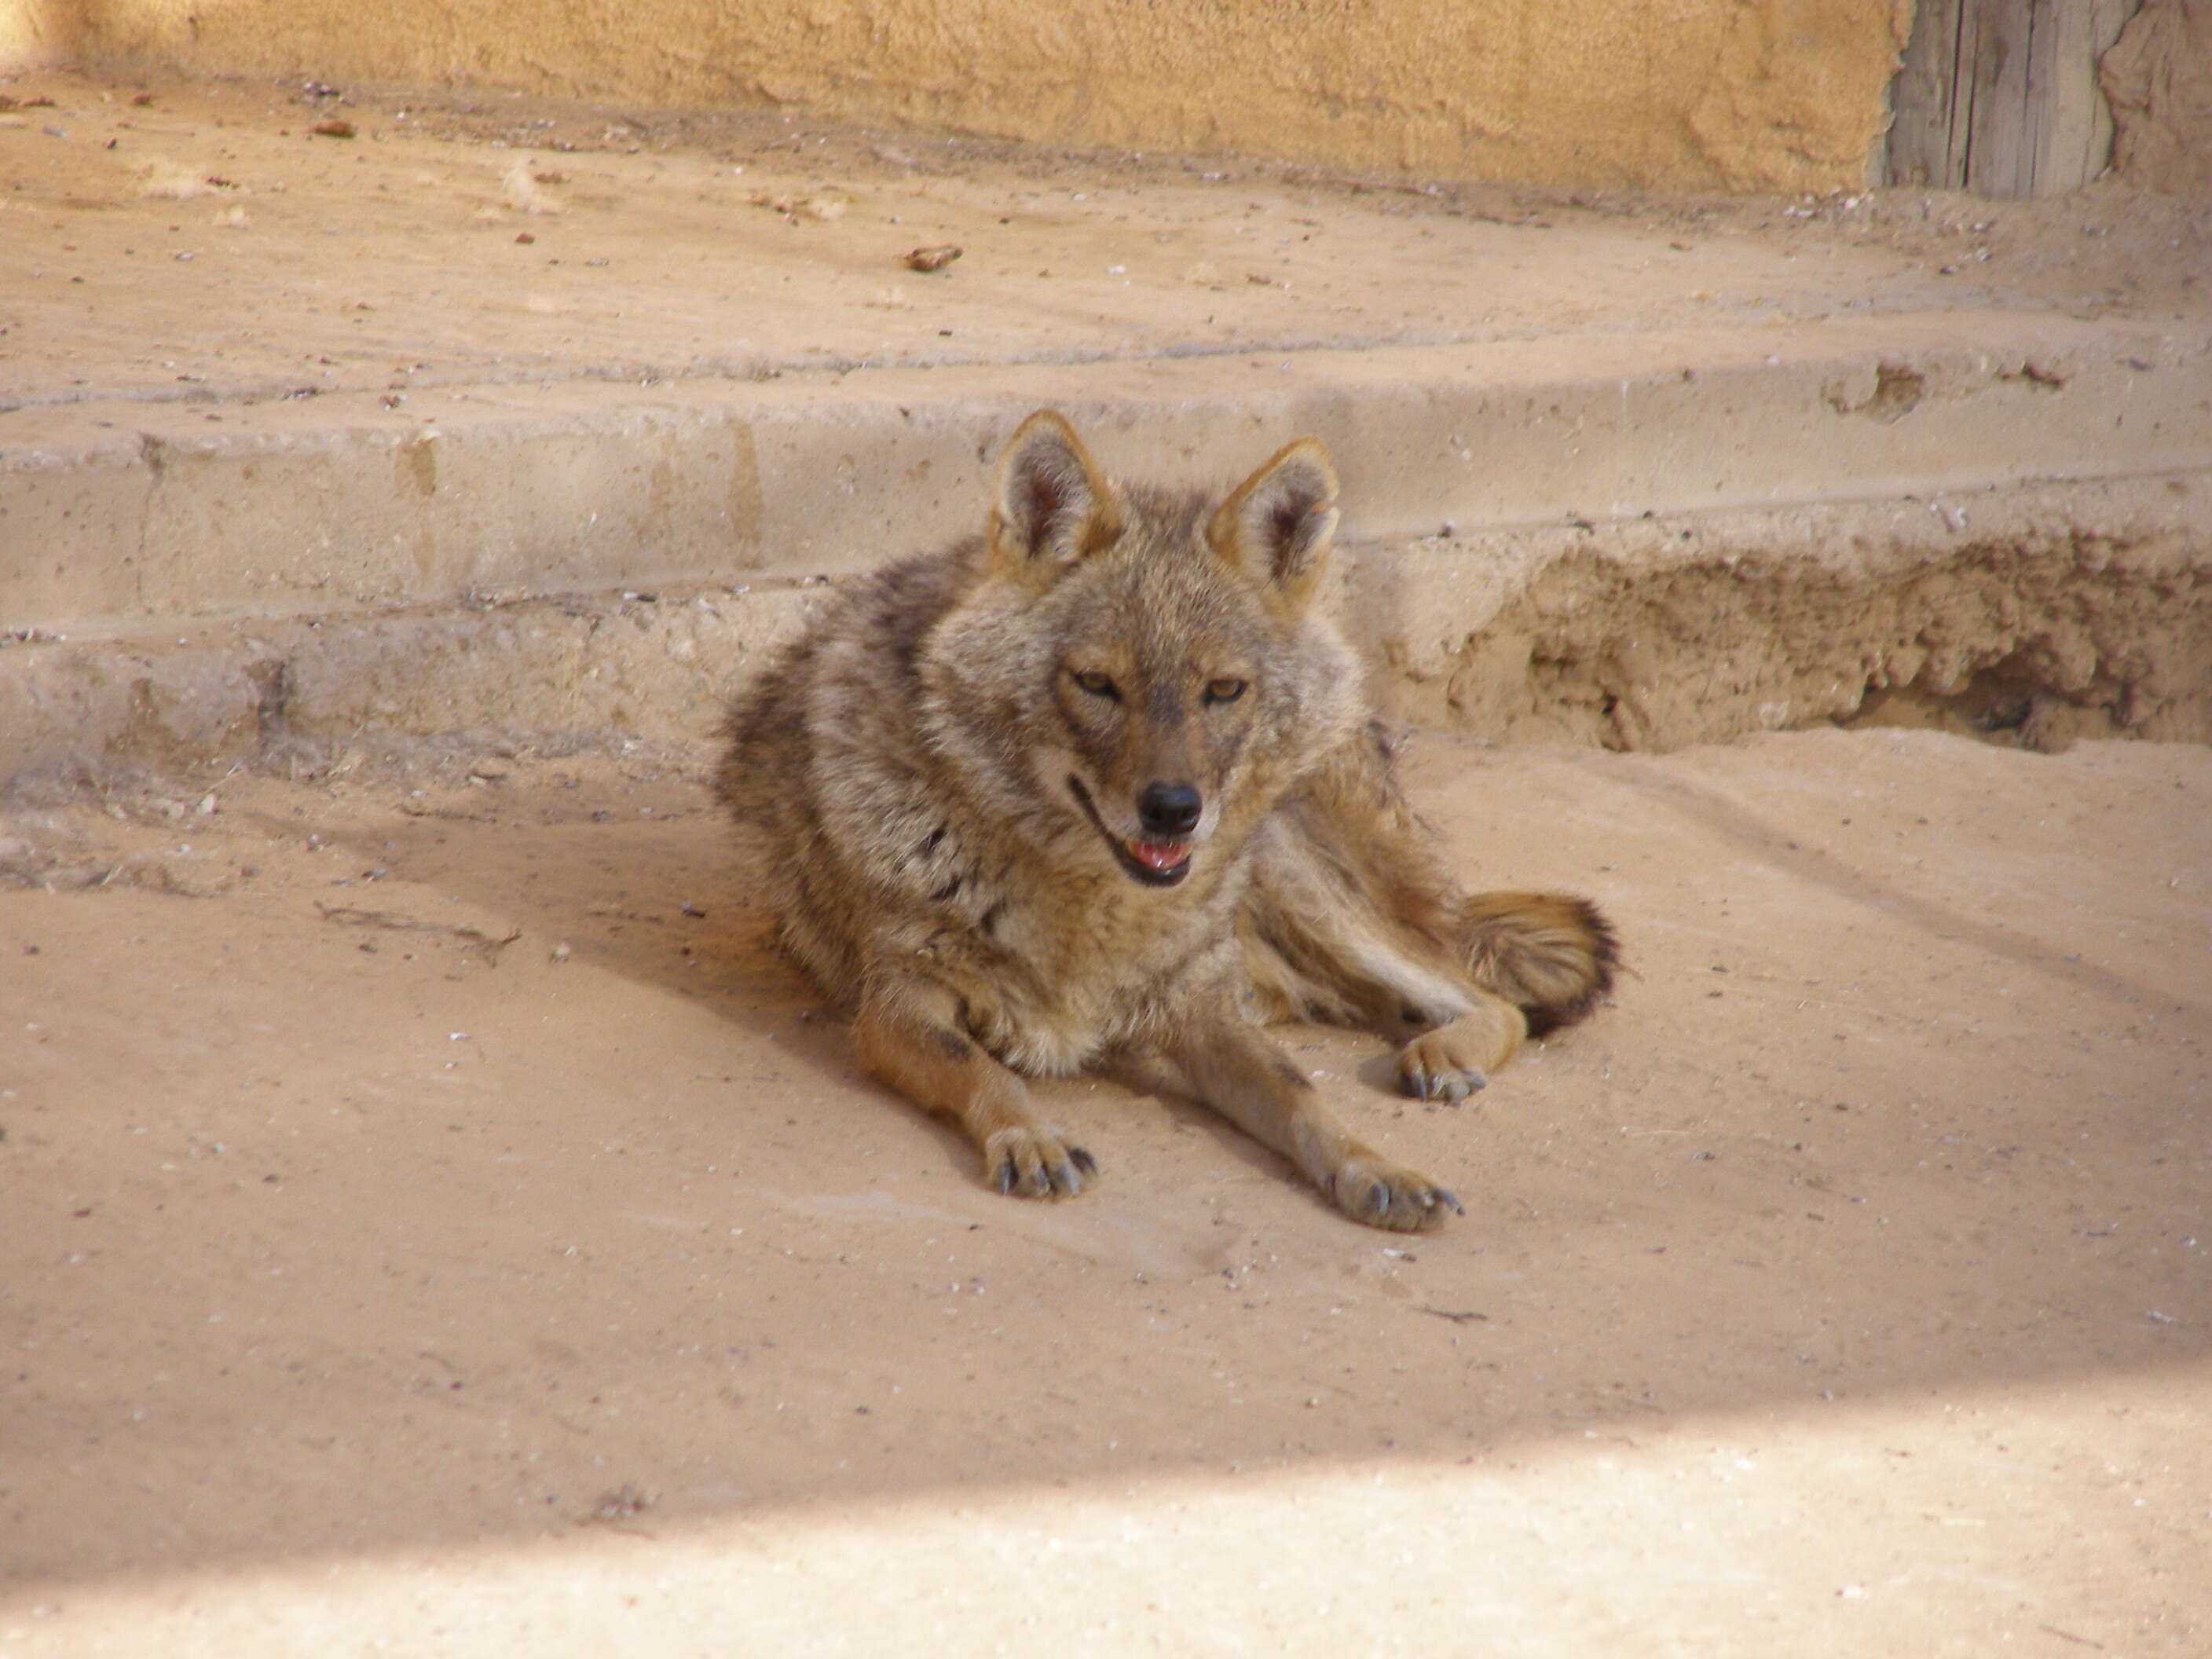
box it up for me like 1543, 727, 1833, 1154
994, 1157, 1016, 1195
1435, 1188, 1465, 1216
1071, 1146, 1098, 1176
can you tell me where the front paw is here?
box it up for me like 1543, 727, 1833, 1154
982, 1124, 1097, 1199
1397, 1032, 1487, 1102
1396, 1006, 1519, 1102
1328, 1153, 1463, 1232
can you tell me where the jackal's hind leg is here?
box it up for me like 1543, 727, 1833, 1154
851, 983, 1095, 1199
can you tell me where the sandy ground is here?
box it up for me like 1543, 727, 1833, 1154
3, 60, 2211, 1658
3, 70, 2206, 414
3, 727, 2207, 1654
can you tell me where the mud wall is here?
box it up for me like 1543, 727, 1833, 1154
0, 0, 75, 66
11, 0, 1910, 194
2103, 0, 2212, 194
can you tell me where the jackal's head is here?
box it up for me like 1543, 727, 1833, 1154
921, 410, 1364, 891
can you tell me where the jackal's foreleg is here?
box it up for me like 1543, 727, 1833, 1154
1151, 1006, 1463, 1232
1394, 990, 1526, 1103
850, 981, 1095, 1198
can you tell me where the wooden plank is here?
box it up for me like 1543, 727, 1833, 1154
1963, 0, 2031, 198
1884, 0, 1965, 188
2035, 0, 2140, 190
1886, 1, 2139, 199
1945, 0, 1981, 189
2032, 0, 2075, 192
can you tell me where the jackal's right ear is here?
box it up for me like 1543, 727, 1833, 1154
1206, 438, 1339, 613
988, 410, 1123, 583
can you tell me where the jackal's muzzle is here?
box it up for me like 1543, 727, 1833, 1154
1068, 775, 1195, 888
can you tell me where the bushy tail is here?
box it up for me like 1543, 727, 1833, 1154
1459, 892, 1618, 1038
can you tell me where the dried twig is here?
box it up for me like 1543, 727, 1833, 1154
314, 903, 522, 963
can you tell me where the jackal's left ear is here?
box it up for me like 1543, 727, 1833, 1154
1206, 438, 1339, 612
988, 410, 1124, 584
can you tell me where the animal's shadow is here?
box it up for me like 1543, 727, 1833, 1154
308, 766, 1360, 1203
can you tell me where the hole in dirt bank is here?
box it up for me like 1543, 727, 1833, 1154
1843, 650, 2133, 753
1823, 361, 1925, 423
1424, 532, 2211, 755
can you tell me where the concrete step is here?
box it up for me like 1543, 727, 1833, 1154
3, 70, 2209, 784
6, 309, 2208, 635
7, 464, 2207, 784
7, 306, 2210, 782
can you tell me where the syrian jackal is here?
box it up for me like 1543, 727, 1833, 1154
719, 411, 1615, 1230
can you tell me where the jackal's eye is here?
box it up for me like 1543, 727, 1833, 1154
1203, 677, 1247, 705
1071, 668, 1120, 701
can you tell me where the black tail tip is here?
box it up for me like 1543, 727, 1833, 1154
1522, 895, 1619, 1038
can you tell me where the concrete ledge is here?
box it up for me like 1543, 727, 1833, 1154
7, 470, 2205, 786
0, 581, 823, 782
7, 312, 2208, 637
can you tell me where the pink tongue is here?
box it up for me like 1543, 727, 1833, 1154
1130, 839, 1191, 873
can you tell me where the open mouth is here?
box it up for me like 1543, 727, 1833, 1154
1067, 776, 1192, 888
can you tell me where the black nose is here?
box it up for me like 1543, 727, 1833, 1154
1137, 782, 1202, 838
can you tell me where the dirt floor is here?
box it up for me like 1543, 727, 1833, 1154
3, 70, 2207, 413
3, 60, 2211, 1658
3, 727, 2207, 1654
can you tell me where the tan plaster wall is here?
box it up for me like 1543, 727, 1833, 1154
10, 0, 1910, 193
0, 0, 80, 67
